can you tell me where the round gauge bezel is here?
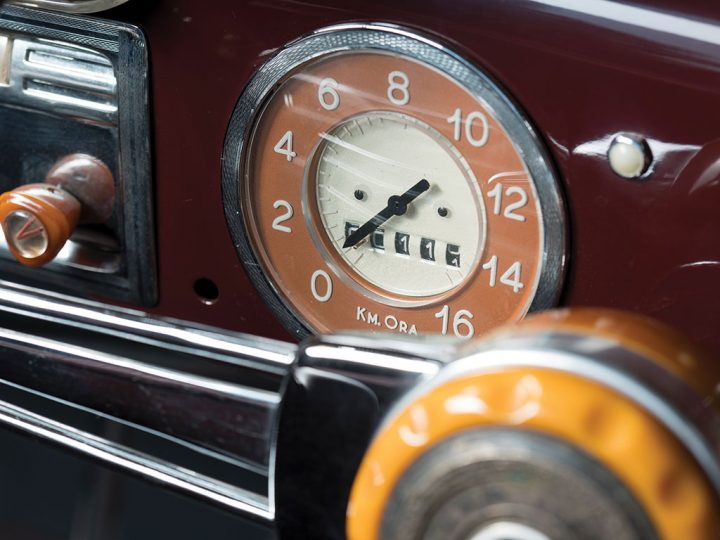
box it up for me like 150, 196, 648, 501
222, 22, 567, 339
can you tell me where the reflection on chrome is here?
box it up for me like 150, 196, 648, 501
573, 135, 699, 160
530, 0, 720, 48
0, 396, 274, 520
4, 0, 130, 13
304, 344, 438, 374
0, 280, 294, 370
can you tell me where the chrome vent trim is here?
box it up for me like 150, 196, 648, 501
0, 33, 117, 123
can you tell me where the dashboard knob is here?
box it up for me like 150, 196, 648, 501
0, 183, 81, 267
347, 309, 720, 540
0, 154, 114, 267
45, 154, 115, 223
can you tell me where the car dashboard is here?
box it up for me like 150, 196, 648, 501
0, 1, 718, 539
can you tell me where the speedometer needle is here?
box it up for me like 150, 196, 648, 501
343, 178, 430, 249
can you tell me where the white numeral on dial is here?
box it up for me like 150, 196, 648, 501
501, 261, 524, 293
271, 200, 294, 233
482, 256, 524, 293
387, 70, 410, 106
310, 270, 333, 302
434, 304, 475, 338
482, 255, 498, 286
273, 130, 297, 162
487, 183, 528, 221
318, 78, 340, 111
447, 108, 489, 147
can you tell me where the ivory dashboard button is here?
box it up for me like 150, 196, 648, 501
608, 133, 652, 179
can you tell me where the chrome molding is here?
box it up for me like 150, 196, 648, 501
0, 320, 288, 519
0, 280, 295, 372
0, 396, 273, 520
0, 326, 281, 469
0, 33, 117, 124
3, 0, 129, 13
0, 281, 300, 519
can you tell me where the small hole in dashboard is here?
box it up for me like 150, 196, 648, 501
193, 278, 219, 305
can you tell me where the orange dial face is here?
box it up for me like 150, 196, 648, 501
225, 25, 565, 339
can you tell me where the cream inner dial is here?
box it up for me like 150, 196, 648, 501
313, 111, 485, 298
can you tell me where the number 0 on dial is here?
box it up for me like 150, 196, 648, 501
223, 24, 566, 339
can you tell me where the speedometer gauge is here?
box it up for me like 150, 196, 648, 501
223, 24, 566, 339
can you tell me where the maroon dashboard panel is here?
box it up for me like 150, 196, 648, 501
107, 1, 720, 352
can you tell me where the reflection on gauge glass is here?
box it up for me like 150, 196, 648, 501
309, 111, 484, 299
224, 24, 566, 339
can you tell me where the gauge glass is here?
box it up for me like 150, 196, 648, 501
309, 111, 484, 299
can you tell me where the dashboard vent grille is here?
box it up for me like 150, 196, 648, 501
0, 33, 117, 124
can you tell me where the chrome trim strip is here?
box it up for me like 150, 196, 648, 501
0, 32, 118, 124
0, 280, 295, 374
0, 327, 280, 406
0, 282, 303, 519
0, 396, 273, 520
4, 0, 129, 14
304, 344, 439, 375
0, 326, 281, 470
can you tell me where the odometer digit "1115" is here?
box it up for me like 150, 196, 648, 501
223, 24, 566, 339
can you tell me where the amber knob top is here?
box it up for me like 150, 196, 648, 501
0, 183, 81, 267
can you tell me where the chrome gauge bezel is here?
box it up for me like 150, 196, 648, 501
222, 22, 567, 339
